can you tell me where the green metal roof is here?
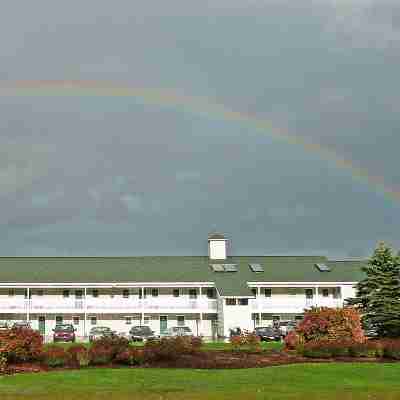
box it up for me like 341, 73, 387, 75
0, 256, 365, 296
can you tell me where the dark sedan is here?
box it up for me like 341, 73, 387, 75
254, 327, 282, 342
129, 326, 158, 342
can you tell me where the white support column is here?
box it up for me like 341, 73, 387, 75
84, 288, 87, 339
199, 312, 203, 337
315, 286, 319, 307
26, 287, 30, 323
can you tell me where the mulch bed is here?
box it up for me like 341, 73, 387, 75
3, 351, 398, 375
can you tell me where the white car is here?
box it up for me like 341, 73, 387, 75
165, 326, 193, 337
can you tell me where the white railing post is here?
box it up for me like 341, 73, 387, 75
315, 286, 319, 307
27, 287, 30, 323
84, 288, 87, 339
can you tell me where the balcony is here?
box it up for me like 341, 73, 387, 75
0, 298, 217, 313
251, 297, 342, 313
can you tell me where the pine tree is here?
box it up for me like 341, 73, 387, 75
347, 242, 400, 338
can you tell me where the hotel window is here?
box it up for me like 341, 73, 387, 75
63, 290, 70, 298
8, 289, 15, 297
139, 288, 143, 299
92, 289, 99, 298
288, 288, 297, 296
251, 288, 257, 297
226, 298, 236, 306
173, 289, 180, 298
75, 290, 83, 300
177, 315, 185, 327
238, 298, 248, 306
90, 316, 97, 325
151, 288, 158, 297
37, 290, 44, 297
206, 288, 215, 299
56, 316, 63, 325
264, 288, 272, 298
125, 316, 132, 325
333, 288, 341, 299
73, 316, 80, 326
189, 289, 197, 299
143, 316, 150, 325
305, 289, 314, 299
123, 289, 130, 299
322, 289, 329, 297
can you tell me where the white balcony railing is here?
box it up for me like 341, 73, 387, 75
251, 297, 342, 312
0, 298, 217, 312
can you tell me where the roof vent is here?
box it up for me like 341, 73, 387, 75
315, 263, 331, 272
249, 263, 264, 272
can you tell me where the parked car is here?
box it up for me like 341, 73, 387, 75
229, 327, 242, 338
254, 327, 282, 342
88, 326, 116, 342
278, 320, 297, 336
53, 324, 76, 342
129, 326, 158, 342
0, 322, 9, 331
12, 321, 31, 329
165, 326, 193, 337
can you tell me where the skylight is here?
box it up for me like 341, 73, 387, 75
223, 264, 238, 272
315, 263, 331, 272
210, 264, 225, 272
249, 263, 264, 272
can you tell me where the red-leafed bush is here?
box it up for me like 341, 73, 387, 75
382, 339, 400, 360
42, 345, 70, 367
89, 335, 130, 365
144, 336, 198, 362
284, 330, 302, 350
115, 348, 144, 366
67, 344, 89, 368
0, 328, 43, 363
296, 307, 365, 344
230, 331, 261, 352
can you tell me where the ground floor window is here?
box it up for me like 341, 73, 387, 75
125, 316, 132, 325
238, 298, 248, 306
295, 315, 304, 321
55, 315, 63, 325
322, 288, 329, 297
90, 316, 97, 325
177, 315, 185, 326
226, 298, 236, 306
73, 316, 80, 325
143, 316, 150, 325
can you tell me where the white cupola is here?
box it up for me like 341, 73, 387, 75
208, 232, 227, 260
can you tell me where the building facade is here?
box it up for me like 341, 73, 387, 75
0, 234, 364, 340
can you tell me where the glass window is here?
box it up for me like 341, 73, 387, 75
63, 290, 70, 298
75, 290, 83, 299
305, 289, 314, 299
143, 316, 150, 325
322, 289, 329, 297
238, 298, 248, 306
37, 290, 44, 297
151, 288, 158, 297
264, 288, 272, 298
206, 288, 215, 299
226, 298, 236, 306
173, 289, 180, 297
177, 316, 185, 327
73, 316, 80, 325
90, 316, 97, 325
189, 289, 197, 299
55, 316, 63, 325
125, 316, 132, 325
123, 289, 130, 298
251, 288, 257, 297
8, 289, 15, 297
92, 289, 99, 298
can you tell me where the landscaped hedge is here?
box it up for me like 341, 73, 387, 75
0, 328, 43, 363
230, 332, 262, 353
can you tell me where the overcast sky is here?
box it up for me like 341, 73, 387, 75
0, 0, 399, 257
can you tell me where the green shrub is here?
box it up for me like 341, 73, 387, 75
302, 342, 332, 358
348, 341, 380, 358
43, 345, 70, 368
382, 340, 400, 360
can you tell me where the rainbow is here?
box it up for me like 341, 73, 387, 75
1, 79, 399, 203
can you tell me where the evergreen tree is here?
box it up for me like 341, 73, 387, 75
347, 242, 400, 338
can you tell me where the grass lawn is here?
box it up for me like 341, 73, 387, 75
1, 364, 400, 400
